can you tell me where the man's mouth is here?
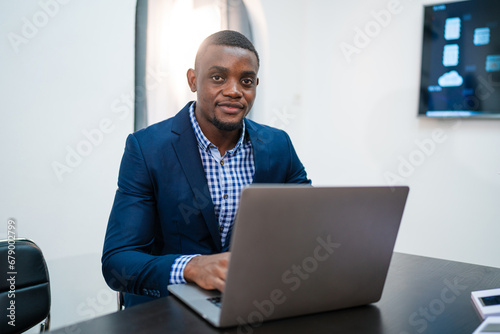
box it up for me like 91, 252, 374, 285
217, 102, 244, 114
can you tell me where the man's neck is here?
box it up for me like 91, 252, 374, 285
201, 125, 241, 156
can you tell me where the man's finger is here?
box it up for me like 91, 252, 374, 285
213, 277, 226, 292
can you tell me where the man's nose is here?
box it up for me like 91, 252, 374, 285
222, 80, 243, 98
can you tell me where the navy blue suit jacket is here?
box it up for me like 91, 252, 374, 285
102, 102, 310, 307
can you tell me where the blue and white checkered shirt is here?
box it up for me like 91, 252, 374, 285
169, 102, 255, 284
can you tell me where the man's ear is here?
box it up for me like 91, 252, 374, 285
187, 68, 197, 92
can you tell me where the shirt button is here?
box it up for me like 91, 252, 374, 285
220, 160, 224, 166
223, 194, 228, 200
219, 226, 224, 232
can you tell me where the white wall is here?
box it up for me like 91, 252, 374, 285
257, 0, 500, 268
0, 0, 136, 330
1, 0, 499, 331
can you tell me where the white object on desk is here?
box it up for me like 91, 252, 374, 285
472, 288, 500, 319
472, 316, 500, 334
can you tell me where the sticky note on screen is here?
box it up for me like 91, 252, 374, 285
445, 17, 461, 40
486, 55, 500, 72
474, 27, 490, 46
443, 44, 459, 67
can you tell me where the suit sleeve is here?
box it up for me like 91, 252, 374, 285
283, 132, 311, 184
101, 134, 181, 298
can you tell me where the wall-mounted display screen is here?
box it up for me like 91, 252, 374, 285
418, 0, 500, 118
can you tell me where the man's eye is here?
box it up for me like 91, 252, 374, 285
242, 79, 254, 85
212, 75, 223, 81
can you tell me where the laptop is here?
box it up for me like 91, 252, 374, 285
168, 185, 409, 328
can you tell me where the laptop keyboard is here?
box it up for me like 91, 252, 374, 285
207, 296, 222, 308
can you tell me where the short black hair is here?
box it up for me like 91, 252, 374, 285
196, 30, 260, 67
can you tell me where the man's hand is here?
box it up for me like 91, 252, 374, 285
184, 252, 230, 292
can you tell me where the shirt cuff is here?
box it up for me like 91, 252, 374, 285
169, 254, 200, 284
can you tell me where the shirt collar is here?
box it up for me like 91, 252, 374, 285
189, 101, 247, 154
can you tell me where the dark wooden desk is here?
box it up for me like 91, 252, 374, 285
49, 253, 500, 333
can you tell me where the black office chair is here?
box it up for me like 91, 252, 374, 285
0, 238, 51, 334
118, 291, 125, 310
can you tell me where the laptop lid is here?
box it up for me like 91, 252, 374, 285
216, 185, 409, 327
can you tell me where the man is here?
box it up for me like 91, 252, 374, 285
102, 30, 310, 307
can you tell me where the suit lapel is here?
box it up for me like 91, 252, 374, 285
246, 120, 271, 183
171, 104, 222, 252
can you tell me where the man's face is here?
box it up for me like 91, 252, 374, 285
187, 44, 259, 133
